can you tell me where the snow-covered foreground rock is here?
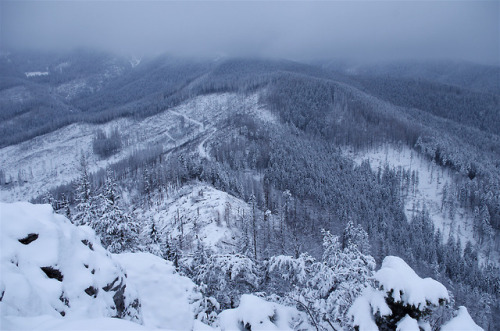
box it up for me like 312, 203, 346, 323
0, 202, 211, 330
114, 253, 201, 330
0, 202, 141, 322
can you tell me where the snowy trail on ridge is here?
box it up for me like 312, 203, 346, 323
169, 108, 216, 160
197, 128, 217, 160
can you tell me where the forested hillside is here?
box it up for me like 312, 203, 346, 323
1, 51, 499, 330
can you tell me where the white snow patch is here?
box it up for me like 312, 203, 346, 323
347, 289, 380, 331
55, 62, 70, 73
349, 144, 476, 247
0, 315, 149, 330
129, 57, 142, 68
25, 72, 49, 77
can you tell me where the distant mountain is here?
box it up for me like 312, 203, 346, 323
329, 59, 500, 95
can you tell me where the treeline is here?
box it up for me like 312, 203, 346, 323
355, 76, 500, 136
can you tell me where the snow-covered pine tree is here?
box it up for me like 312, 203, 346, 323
73, 153, 97, 226
317, 229, 376, 329
92, 168, 138, 253
342, 219, 371, 254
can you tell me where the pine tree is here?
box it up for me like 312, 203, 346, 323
73, 154, 96, 226
92, 169, 138, 253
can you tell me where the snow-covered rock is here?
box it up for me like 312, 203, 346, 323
0, 202, 141, 322
114, 252, 202, 330
442, 306, 483, 331
218, 294, 310, 331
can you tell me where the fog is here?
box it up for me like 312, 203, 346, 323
1, 1, 498, 65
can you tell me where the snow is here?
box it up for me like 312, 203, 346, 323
1, 315, 149, 330
55, 62, 70, 73
442, 307, 484, 331
349, 144, 476, 248
396, 315, 419, 331
0, 202, 141, 321
347, 290, 380, 331
198, 128, 217, 160
25, 72, 49, 77
218, 294, 309, 331
375, 256, 449, 309
114, 252, 200, 330
129, 57, 142, 68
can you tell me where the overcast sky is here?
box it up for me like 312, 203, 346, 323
1, 1, 498, 65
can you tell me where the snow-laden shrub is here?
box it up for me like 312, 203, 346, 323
261, 229, 376, 331
264, 254, 314, 296
193, 253, 260, 309
0, 202, 141, 322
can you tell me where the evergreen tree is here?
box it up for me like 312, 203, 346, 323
92, 169, 138, 253
73, 154, 96, 226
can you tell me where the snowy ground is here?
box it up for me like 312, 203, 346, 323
349, 145, 476, 247
0, 93, 261, 203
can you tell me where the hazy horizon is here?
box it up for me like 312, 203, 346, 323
1, 1, 499, 66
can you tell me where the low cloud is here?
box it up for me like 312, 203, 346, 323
1, 1, 498, 65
